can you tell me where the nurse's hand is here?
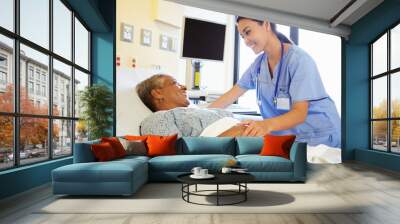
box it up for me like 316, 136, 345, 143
240, 120, 272, 137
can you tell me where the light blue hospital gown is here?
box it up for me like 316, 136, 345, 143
140, 107, 234, 137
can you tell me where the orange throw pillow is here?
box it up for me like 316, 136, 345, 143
124, 135, 148, 142
101, 137, 127, 158
91, 142, 117, 161
146, 134, 178, 157
260, 134, 296, 159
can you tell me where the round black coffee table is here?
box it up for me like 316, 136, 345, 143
177, 173, 255, 206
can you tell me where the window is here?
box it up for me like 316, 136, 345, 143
28, 67, 34, 80
35, 84, 40, 95
20, 0, 49, 49
0, 0, 91, 170
53, 0, 72, 60
0, 54, 7, 67
0, 71, 6, 85
0, 34, 13, 112
0, 54, 8, 88
75, 18, 89, 69
371, 23, 400, 154
28, 81, 34, 94
35, 70, 41, 81
41, 85, 46, 97
0, 0, 14, 32
74, 69, 89, 119
53, 59, 71, 116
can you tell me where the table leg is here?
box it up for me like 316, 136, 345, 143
245, 183, 247, 201
217, 184, 219, 206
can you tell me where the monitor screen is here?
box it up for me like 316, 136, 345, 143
181, 17, 226, 61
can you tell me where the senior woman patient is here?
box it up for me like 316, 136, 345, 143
136, 74, 245, 137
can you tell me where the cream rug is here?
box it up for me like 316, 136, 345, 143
38, 183, 362, 214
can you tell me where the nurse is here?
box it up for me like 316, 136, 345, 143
208, 17, 341, 148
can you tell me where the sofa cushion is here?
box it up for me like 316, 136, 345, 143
52, 159, 147, 183
236, 155, 293, 172
147, 134, 178, 157
74, 140, 100, 163
236, 137, 263, 155
148, 154, 235, 172
101, 137, 127, 158
118, 138, 148, 156
176, 137, 235, 155
91, 142, 118, 161
260, 134, 296, 159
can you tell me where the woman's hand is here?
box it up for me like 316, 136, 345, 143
240, 120, 272, 137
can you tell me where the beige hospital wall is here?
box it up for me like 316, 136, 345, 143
116, 0, 184, 77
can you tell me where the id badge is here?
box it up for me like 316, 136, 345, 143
276, 97, 290, 110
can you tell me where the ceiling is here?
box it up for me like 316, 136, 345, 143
166, 0, 384, 38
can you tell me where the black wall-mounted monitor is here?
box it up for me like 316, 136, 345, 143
181, 17, 226, 61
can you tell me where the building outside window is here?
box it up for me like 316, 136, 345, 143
0, 0, 91, 170
0, 54, 7, 90
371, 23, 400, 154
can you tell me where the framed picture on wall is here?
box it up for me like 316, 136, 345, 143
120, 23, 134, 42
159, 34, 169, 50
140, 29, 152, 46
168, 37, 177, 52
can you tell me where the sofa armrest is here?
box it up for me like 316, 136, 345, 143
73, 140, 100, 163
289, 142, 307, 181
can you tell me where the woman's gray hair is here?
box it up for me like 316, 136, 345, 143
136, 74, 167, 112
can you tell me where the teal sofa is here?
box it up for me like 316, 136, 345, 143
52, 137, 307, 196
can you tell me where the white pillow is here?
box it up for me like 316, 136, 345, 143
116, 68, 157, 136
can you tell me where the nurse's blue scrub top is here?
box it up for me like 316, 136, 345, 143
237, 45, 341, 148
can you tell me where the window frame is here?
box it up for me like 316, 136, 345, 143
370, 19, 400, 154
0, 0, 92, 171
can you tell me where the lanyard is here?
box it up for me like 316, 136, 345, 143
256, 41, 285, 106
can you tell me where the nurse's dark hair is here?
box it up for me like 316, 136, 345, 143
236, 16, 292, 44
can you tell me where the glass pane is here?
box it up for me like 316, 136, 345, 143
0, 0, 14, 31
20, 0, 49, 49
372, 34, 387, 76
20, 117, 49, 165
0, 34, 14, 112
75, 120, 88, 143
53, 119, 72, 158
391, 120, 400, 153
74, 18, 89, 70
53, 0, 72, 60
53, 59, 72, 117
391, 72, 400, 118
20, 44, 49, 115
372, 121, 387, 151
74, 69, 89, 118
391, 24, 400, 70
0, 116, 13, 170
372, 77, 387, 119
